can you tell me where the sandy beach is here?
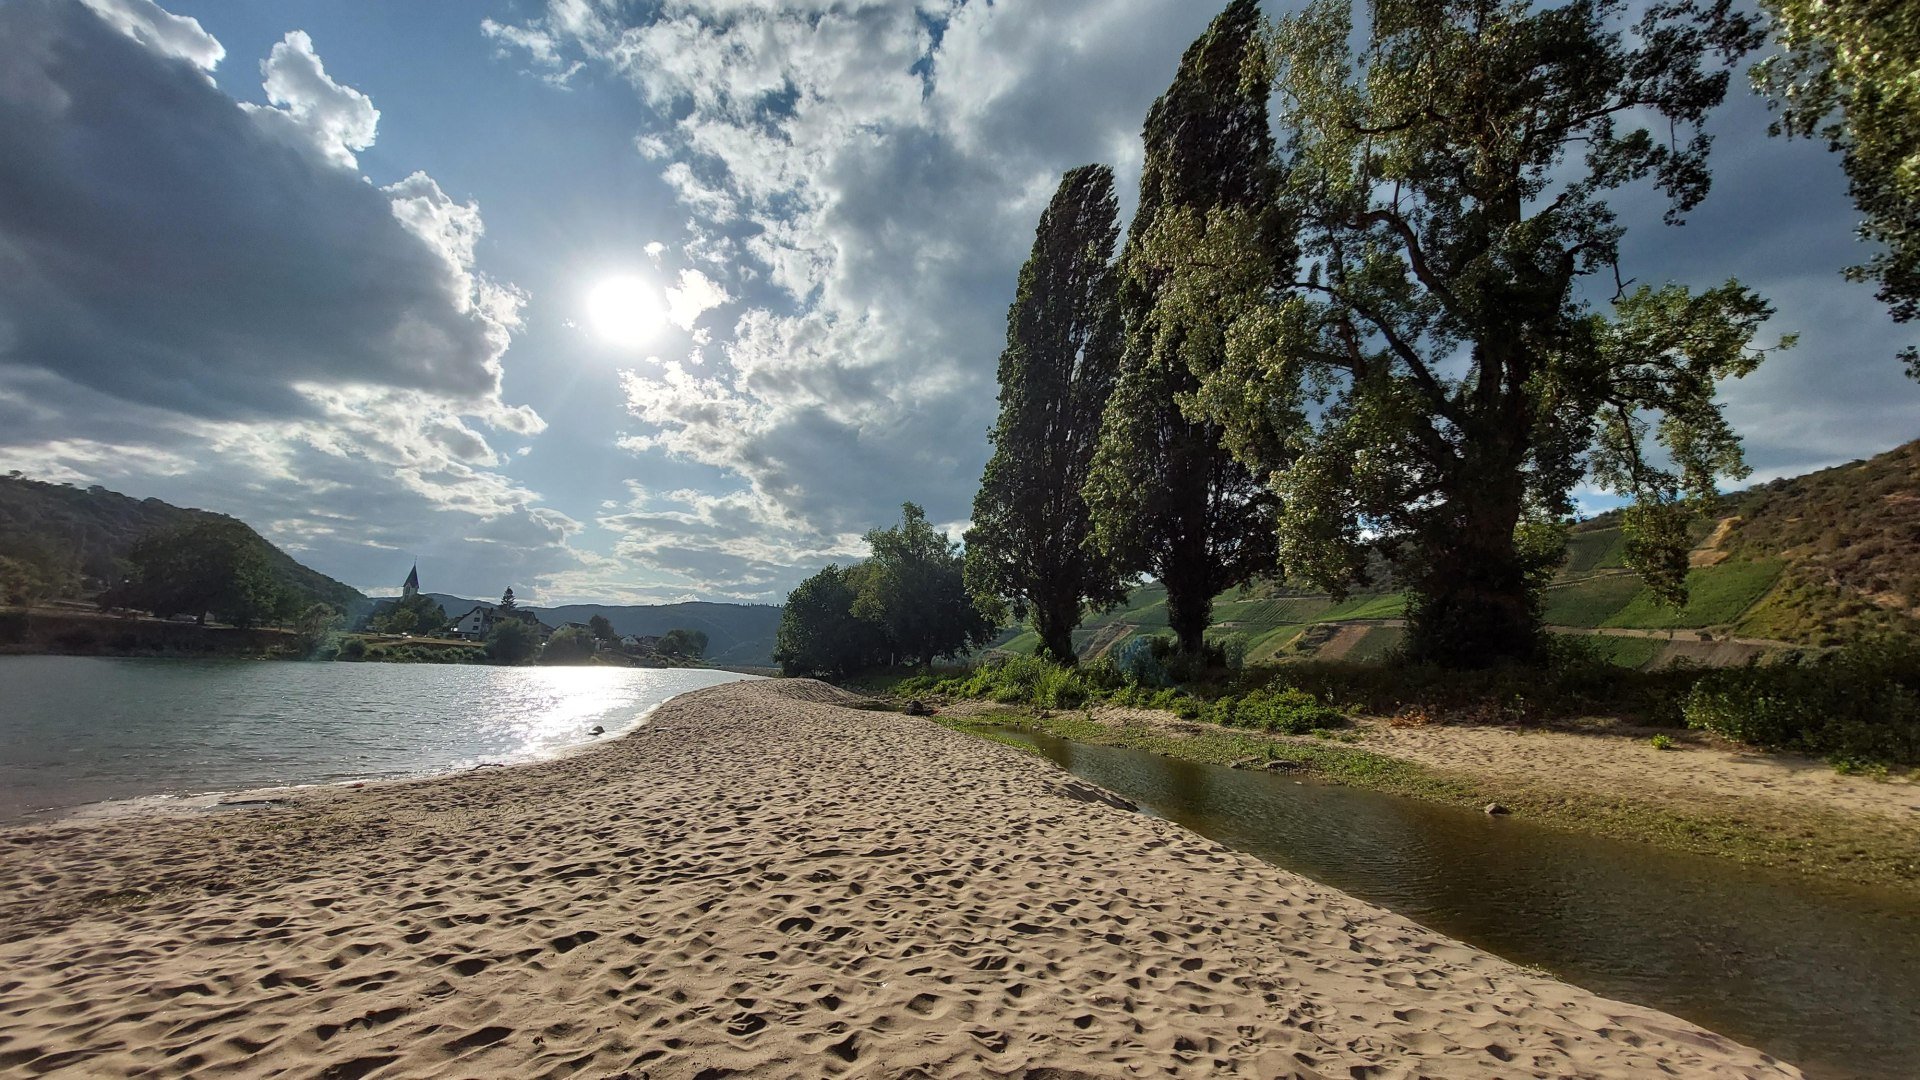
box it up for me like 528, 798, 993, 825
0, 680, 1799, 1078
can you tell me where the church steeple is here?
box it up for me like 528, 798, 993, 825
402, 563, 420, 599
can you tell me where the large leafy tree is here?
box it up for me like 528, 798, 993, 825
855, 503, 999, 670
1085, 0, 1288, 657
102, 518, 281, 627
773, 564, 890, 678
966, 164, 1129, 664
1753, 0, 1920, 376
658, 628, 709, 659
1165, 0, 1785, 667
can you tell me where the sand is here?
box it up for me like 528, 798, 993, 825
0, 680, 1799, 1079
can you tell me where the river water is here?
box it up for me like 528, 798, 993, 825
0, 656, 747, 819
993, 727, 1920, 1080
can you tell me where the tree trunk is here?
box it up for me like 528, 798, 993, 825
1406, 473, 1541, 668
1033, 593, 1081, 666
1161, 562, 1213, 657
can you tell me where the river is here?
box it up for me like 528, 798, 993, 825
990, 726, 1920, 1080
0, 655, 747, 819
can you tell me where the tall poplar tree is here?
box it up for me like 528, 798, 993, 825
1162, 0, 1785, 667
966, 165, 1128, 664
1084, 0, 1289, 657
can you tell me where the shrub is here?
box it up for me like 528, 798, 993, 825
1683, 641, 1920, 764
1650, 733, 1675, 750
336, 636, 368, 660
1209, 686, 1344, 735
1208, 632, 1250, 671
1114, 636, 1169, 687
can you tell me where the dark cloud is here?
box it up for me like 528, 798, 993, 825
0, 0, 515, 421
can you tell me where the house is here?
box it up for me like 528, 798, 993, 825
620, 634, 662, 656
445, 605, 555, 642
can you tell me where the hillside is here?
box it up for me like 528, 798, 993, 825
423, 593, 781, 667
1007, 437, 1920, 667
0, 476, 367, 617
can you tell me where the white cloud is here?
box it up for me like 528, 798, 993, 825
246, 30, 379, 168
664, 268, 730, 331
78, 0, 222, 71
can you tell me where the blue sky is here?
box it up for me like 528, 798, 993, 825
1, 0, 1915, 605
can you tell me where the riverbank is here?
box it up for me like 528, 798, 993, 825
0, 680, 1794, 1077
938, 702, 1920, 892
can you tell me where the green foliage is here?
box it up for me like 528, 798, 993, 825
1084, 0, 1283, 656
658, 627, 709, 659
100, 518, 281, 628
336, 635, 368, 661
854, 504, 999, 669
540, 625, 597, 665
1167, 0, 1776, 667
1684, 642, 1920, 763
294, 603, 342, 656
1651, 734, 1676, 750
0, 474, 364, 613
1604, 560, 1783, 629
587, 614, 616, 641
774, 564, 890, 678
368, 592, 446, 636
966, 165, 1130, 664
1206, 686, 1343, 735
484, 617, 538, 665
1539, 575, 1646, 627
497, 588, 518, 612
1754, 0, 1920, 374
1113, 635, 1170, 687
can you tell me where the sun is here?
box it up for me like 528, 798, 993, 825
586, 275, 665, 347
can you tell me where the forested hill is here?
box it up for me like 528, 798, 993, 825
423, 593, 781, 666
0, 475, 367, 617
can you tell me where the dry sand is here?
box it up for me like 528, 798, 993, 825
0, 680, 1800, 1078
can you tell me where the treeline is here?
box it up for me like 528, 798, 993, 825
774, 505, 997, 677
956, 0, 1909, 671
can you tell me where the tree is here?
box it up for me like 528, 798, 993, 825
587, 614, 616, 641
485, 617, 537, 664
1753, 0, 1920, 377
658, 628, 709, 659
1162, 0, 1784, 667
966, 165, 1130, 665
101, 518, 281, 627
295, 603, 342, 655
369, 593, 445, 636
773, 564, 890, 678
498, 588, 518, 612
541, 626, 596, 664
1084, 0, 1286, 657
854, 504, 999, 670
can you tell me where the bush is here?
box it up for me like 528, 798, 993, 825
1114, 636, 1169, 687
1650, 733, 1675, 750
1682, 641, 1920, 764
336, 636, 368, 660
541, 626, 597, 665
1208, 686, 1344, 735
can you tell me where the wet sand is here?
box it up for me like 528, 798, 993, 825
0, 680, 1799, 1078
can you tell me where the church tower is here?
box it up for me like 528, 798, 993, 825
402, 564, 420, 599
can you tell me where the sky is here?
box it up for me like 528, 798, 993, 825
0, 0, 1914, 606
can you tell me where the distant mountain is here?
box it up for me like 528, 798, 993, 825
423, 593, 782, 666
0, 475, 368, 617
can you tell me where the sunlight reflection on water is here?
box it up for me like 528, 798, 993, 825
0, 657, 749, 818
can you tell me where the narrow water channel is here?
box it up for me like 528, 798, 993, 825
990, 727, 1920, 1080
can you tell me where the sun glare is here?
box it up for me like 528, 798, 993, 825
586, 275, 665, 347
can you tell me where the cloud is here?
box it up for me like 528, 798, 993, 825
246, 30, 379, 168
664, 268, 730, 332
490, 0, 1215, 544
0, 0, 581, 600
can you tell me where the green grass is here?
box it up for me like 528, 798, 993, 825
1603, 560, 1785, 630
1343, 624, 1406, 662
1318, 593, 1407, 620
1578, 634, 1666, 669
1562, 527, 1627, 572
1539, 574, 1644, 627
